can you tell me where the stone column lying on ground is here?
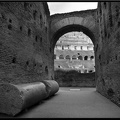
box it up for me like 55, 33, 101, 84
41, 80, 59, 97
0, 82, 48, 116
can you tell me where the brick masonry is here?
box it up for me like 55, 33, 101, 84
96, 2, 120, 107
0, 2, 54, 84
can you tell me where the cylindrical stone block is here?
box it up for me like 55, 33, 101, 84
41, 80, 59, 97
0, 82, 48, 116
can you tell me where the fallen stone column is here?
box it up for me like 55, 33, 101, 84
41, 80, 59, 97
0, 82, 48, 116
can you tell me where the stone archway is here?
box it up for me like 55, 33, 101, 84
50, 10, 98, 87
50, 9, 99, 48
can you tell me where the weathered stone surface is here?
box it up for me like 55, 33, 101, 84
41, 80, 59, 97
96, 2, 120, 107
50, 9, 99, 48
0, 82, 48, 116
0, 2, 53, 84
55, 70, 95, 87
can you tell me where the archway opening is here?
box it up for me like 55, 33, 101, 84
54, 30, 95, 87
59, 55, 64, 59
66, 55, 70, 60
84, 56, 88, 60
78, 55, 83, 60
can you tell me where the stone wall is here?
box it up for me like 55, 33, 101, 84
50, 9, 98, 48
0, 2, 54, 84
55, 69, 95, 87
96, 2, 120, 107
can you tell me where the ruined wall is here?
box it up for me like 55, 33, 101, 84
55, 70, 95, 87
0, 2, 54, 84
96, 2, 120, 107
50, 9, 98, 47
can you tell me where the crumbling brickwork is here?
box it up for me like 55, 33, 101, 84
50, 9, 98, 48
0, 2, 54, 84
96, 2, 120, 107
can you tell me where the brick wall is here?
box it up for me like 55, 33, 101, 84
0, 2, 54, 84
55, 69, 95, 87
96, 2, 120, 107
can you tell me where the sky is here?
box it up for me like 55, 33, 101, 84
47, 2, 98, 15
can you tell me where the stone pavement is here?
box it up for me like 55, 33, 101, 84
0, 87, 120, 118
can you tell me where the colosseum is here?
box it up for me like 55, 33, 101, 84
54, 31, 95, 73
0, 2, 119, 118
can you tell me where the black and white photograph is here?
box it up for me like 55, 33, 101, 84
0, 1, 120, 118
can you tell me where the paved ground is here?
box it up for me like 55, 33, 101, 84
0, 87, 120, 118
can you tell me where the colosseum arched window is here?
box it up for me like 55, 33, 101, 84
88, 70, 93, 73
84, 56, 88, 60
90, 56, 94, 60
59, 55, 64, 59
78, 56, 83, 60
72, 55, 77, 60
66, 55, 70, 60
